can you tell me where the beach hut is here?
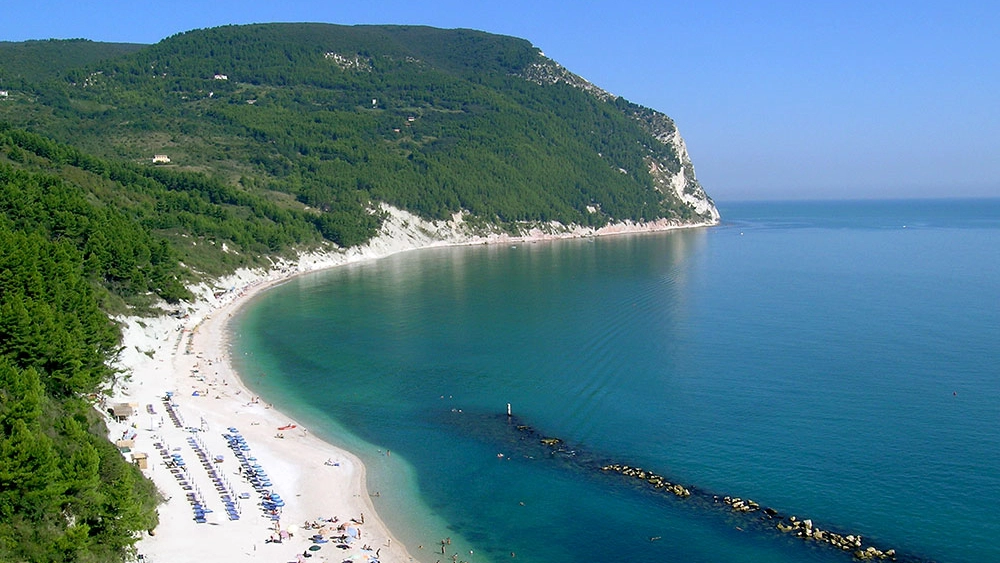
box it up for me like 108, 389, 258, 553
111, 403, 136, 421
131, 452, 149, 470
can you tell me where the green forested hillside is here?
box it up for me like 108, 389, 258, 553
1, 23, 713, 245
0, 39, 145, 84
0, 24, 716, 561
0, 124, 363, 562
0, 163, 161, 561
0, 126, 350, 281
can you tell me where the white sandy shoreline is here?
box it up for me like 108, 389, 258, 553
104, 207, 717, 563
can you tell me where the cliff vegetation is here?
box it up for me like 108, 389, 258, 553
0, 23, 716, 561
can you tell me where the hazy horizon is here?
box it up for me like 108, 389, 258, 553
4, 1, 997, 201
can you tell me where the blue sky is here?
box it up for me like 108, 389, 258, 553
3, 1, 998, 201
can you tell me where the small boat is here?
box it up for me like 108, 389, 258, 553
278, 424, 297, 430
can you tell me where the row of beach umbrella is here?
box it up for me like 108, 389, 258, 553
154, 440, 207, 522
186, 434, 241, 521
223, 428, 283, 520
161, 392, 185, 428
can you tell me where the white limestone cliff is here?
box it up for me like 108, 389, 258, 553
521, 57, 720, 224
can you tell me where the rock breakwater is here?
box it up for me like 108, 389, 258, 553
599, 463, 691, 498
595, 459, 899, 559
476, 413, 934, 563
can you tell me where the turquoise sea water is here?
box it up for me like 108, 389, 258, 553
232, 199, 1000, 563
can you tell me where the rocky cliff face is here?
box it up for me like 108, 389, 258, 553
521, 58, 720, 224
643, 118, 721, 222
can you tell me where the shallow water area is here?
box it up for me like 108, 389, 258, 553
232, 199, 1000, 563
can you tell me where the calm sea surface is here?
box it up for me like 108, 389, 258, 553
232, 199, 1000, 563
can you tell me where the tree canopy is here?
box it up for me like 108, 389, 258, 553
0, 226, 159, 562
1, 23, 713, 245
0, 24, 716, 561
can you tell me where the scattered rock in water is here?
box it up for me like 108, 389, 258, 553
775, 517, 897, 560
503, 414, 910, 562
599, 463, 693, 498
722, 496, 761, 513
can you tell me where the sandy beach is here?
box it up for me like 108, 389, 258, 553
103, 206, 716, 563
109, 274, 416, 563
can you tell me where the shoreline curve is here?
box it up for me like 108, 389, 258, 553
105, 206, 717, 562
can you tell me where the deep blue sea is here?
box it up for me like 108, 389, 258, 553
232, 199, 1000, 563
